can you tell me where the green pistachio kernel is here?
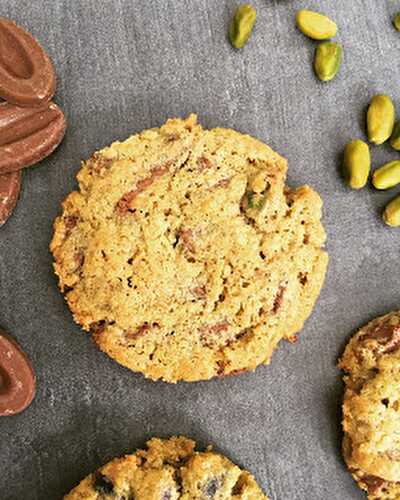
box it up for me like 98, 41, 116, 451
367, 94, 395, 145
247, 191, 267, 210
296, 10, 337, 40
314, 42, 343, 82
394, 12, 400, 31
372, 161, 400, 190
390, 121, 400, 150
229, 4, 257, 49
383, 195, 400, 227
343, 139, 371, 189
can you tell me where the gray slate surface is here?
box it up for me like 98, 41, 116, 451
1, 1, 399, 498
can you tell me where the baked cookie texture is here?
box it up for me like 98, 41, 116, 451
51, 114, 328, 382
64, 436, 268, 499
339, 312, 400, 499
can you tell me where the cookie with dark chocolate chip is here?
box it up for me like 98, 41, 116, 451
339, 312, 400, 499
64, 436, 268, 499
51, 114, 328, 382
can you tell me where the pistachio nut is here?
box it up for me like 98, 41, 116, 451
247, 191, 267, 210
383, 195, 400, 227
372, 161, 400, 190
343, 139, 370, 189
394, 12, 400, 31
314, 42, 342, 81
296, 10, 337, 40
229, 4, 257, 49
367, 94, 395, 145
390, 121, 400, 150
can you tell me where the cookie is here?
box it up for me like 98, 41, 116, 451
0, 171, 21, 227
64, 436, 268, 499
338, 312, 400, 499
51, 114, 328, 382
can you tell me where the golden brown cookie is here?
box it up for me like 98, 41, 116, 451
51, 114, 328, 382
339, 312, 400, 499
64, 436, 268, 499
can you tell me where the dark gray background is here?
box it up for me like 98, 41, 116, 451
0, 1, 399, 498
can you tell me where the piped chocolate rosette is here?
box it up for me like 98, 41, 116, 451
0, 17, 66, 227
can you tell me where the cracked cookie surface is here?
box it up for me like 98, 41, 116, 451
51, 114, 328, 382
339, 312, 400, 499
64, 436, 268, 499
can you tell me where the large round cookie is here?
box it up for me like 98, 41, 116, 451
339, 312, 400, 499
51, 114, 328, 382
64, 436, 268, 499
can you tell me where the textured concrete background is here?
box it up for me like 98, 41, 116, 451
1, 1, 399, 498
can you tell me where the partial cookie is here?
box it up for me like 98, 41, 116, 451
0, 171, 21, 227
51, 114, 328, 382
338, 312, 400, 499
64, 436, 268, 499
